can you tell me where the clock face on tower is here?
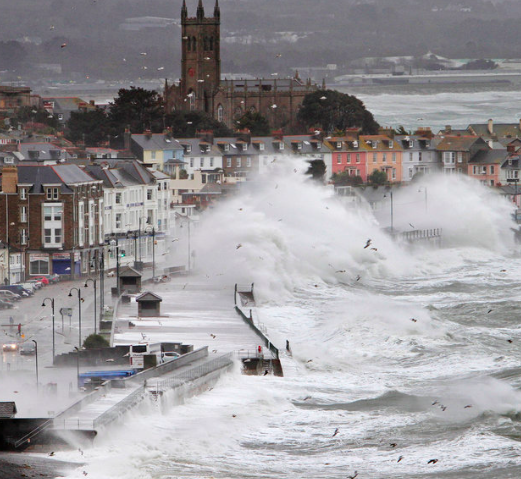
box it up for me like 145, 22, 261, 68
188, 68, 195, 77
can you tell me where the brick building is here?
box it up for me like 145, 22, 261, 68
163, 0, 320, 132
0, 164, 103, 281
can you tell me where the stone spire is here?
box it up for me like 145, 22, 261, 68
181, 0, 187, 20
214, 0, 220, 19
197, 0, 205, 20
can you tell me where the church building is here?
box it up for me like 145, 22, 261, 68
164, 0, 321, 132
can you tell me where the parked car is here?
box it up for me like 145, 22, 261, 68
20, 282, 39, 293
0, 299, 14, 309
0, 285, 32, 297
31, 276, 49, 285
0, 290, 21, 301
40, 274, 60, 284
20, 342, 36, 356
2, 342, 18, 352
24, 280, 43, 290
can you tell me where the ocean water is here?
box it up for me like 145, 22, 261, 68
56, 94, 521, 479
356, 90, 521, 134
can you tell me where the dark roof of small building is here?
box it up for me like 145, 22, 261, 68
13, 164, 96, 194
136, 291, 162, 302
119, 266, 142, 278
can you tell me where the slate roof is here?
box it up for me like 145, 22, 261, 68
87, 159, 155, 187
469, 149, 508, 165
468, 123, 521, 139
131, 133, 183, 151
436, 136, 485, 151
136, 291, 162, 302
359, 135, 403, 151
119, 266, 142, 278
12, 164, 96, 194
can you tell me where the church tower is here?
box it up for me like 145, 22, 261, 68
180, 0, 221, 113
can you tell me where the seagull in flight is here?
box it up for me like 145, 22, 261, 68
364, 239, 372, 249
332, 428, 339, 437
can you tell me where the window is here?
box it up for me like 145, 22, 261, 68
210, 157, 214, 167
217, 104, 224, 123
392, 153, 396, 163
115, 213, 122, 229
151, 151, 156, 160
242, 143, 248, 151
30, 257, 49, 275
392, 168, 396, 180
409, 168, 413, 178
490, 165, 495, 174
200, 158, 204, 168
226, 157, 231, 167
44, 206, 61, 221
115, 193, 122, 204
373, 153, 377, 163
237, 158, 242, 168
20, 229, 27, 245
382, 153, 387, 163
190, 158, 194, 167
418, 152, 422, 162
337, 154, 342, 164
457, 152, 463, 163
46, 187, 59, 200
20, 206, 27, 223
347, 154, 351, 164
259, 143, 265, 151
147, 189, 153, 200
247, 157, 251, 167
356, 154, 360, 164
19, 188, 26, 200
443, 152, 455, 164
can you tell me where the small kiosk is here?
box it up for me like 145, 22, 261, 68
118, 267, 142, 294
136, 292, 162, 317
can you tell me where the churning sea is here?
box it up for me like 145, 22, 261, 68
54, 89, 521, 479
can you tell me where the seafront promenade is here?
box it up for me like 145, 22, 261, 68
0, 268, 279, 449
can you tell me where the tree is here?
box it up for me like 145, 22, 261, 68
331, 171, 363, 187
108, 87, 164, 135
367, 170, 388, 186
13, 107, 59, 131
236, 111, 270, 136
394, 125, 410, 135
297, 89, 379, 135
83, 333, 110, 349
164, 110, 233, 137
65, 108, 110, 146
306, 159, 326, 182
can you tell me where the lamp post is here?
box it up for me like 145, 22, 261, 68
418, 186, 428, 213
32, 339, 38, 393
74, 346, 80, 390
68, 287, 83, 349
110, 237, 120, 296
384, 190, 394, 233
41, 297, 55, 362
145, 226, 156, 279
84, 278, 97, 335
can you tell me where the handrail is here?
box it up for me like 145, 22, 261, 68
13, 418, 54, 449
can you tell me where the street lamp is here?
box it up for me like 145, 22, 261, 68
144, 226, 156, 279
68, 287, 83, 349
32, 339, 38, 393
41, 297, 55, 362
84, 278, 97, 335
384, 190, 394, 233
74, 346, 80, 390
110, 237, 120, 296
418, 186, 428, 213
